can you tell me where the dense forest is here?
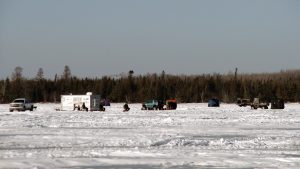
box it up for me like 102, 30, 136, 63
0, 66, 300, 103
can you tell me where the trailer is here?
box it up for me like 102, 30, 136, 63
60, 92, 101, 111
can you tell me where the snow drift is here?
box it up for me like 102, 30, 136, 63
0, 103, 299, 168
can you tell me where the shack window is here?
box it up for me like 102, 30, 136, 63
73, 97, 82, 102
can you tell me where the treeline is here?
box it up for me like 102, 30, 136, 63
0, 66, 300, 103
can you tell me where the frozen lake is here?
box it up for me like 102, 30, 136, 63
0, 103, 300, 168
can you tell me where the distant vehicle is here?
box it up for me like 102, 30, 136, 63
237, 98, 269, 109
9, 98, 36, 112
251, 98, 269, 109
237, 98, 251, 107
271, 99, 285, 109
142, 100, 164, 110
166, 99, 177, 110
208, 98, 220, 107
100, 98, 111, 106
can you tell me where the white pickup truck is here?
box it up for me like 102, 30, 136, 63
9, 98, 37, 112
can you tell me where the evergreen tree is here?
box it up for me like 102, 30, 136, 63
1, 68, 299, 103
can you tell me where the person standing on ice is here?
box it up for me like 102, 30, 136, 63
123, 103, 130, 112
99, 103, 105, 111
82, 102, 88, 111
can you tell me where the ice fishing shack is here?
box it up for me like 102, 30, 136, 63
60, 92, 101, 111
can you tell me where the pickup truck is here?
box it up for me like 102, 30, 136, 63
9, 98, 36, 112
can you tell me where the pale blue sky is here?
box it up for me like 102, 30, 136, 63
1, 0, 300, 79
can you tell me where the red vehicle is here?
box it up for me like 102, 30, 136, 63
166, 99, 177, 110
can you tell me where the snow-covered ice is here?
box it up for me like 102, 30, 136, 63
0, 103, 300, 168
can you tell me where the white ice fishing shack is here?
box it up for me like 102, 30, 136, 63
60, 92, 101, 111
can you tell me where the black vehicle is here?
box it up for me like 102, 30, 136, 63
236, 98, 251, 107
271, 99, 285, 109
208, 98, 220, 107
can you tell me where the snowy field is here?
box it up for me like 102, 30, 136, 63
0, 103, 300, 169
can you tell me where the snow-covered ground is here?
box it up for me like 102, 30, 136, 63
0, 103, 300, 169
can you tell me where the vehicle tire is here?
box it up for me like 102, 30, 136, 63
30, 106, 34, 111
